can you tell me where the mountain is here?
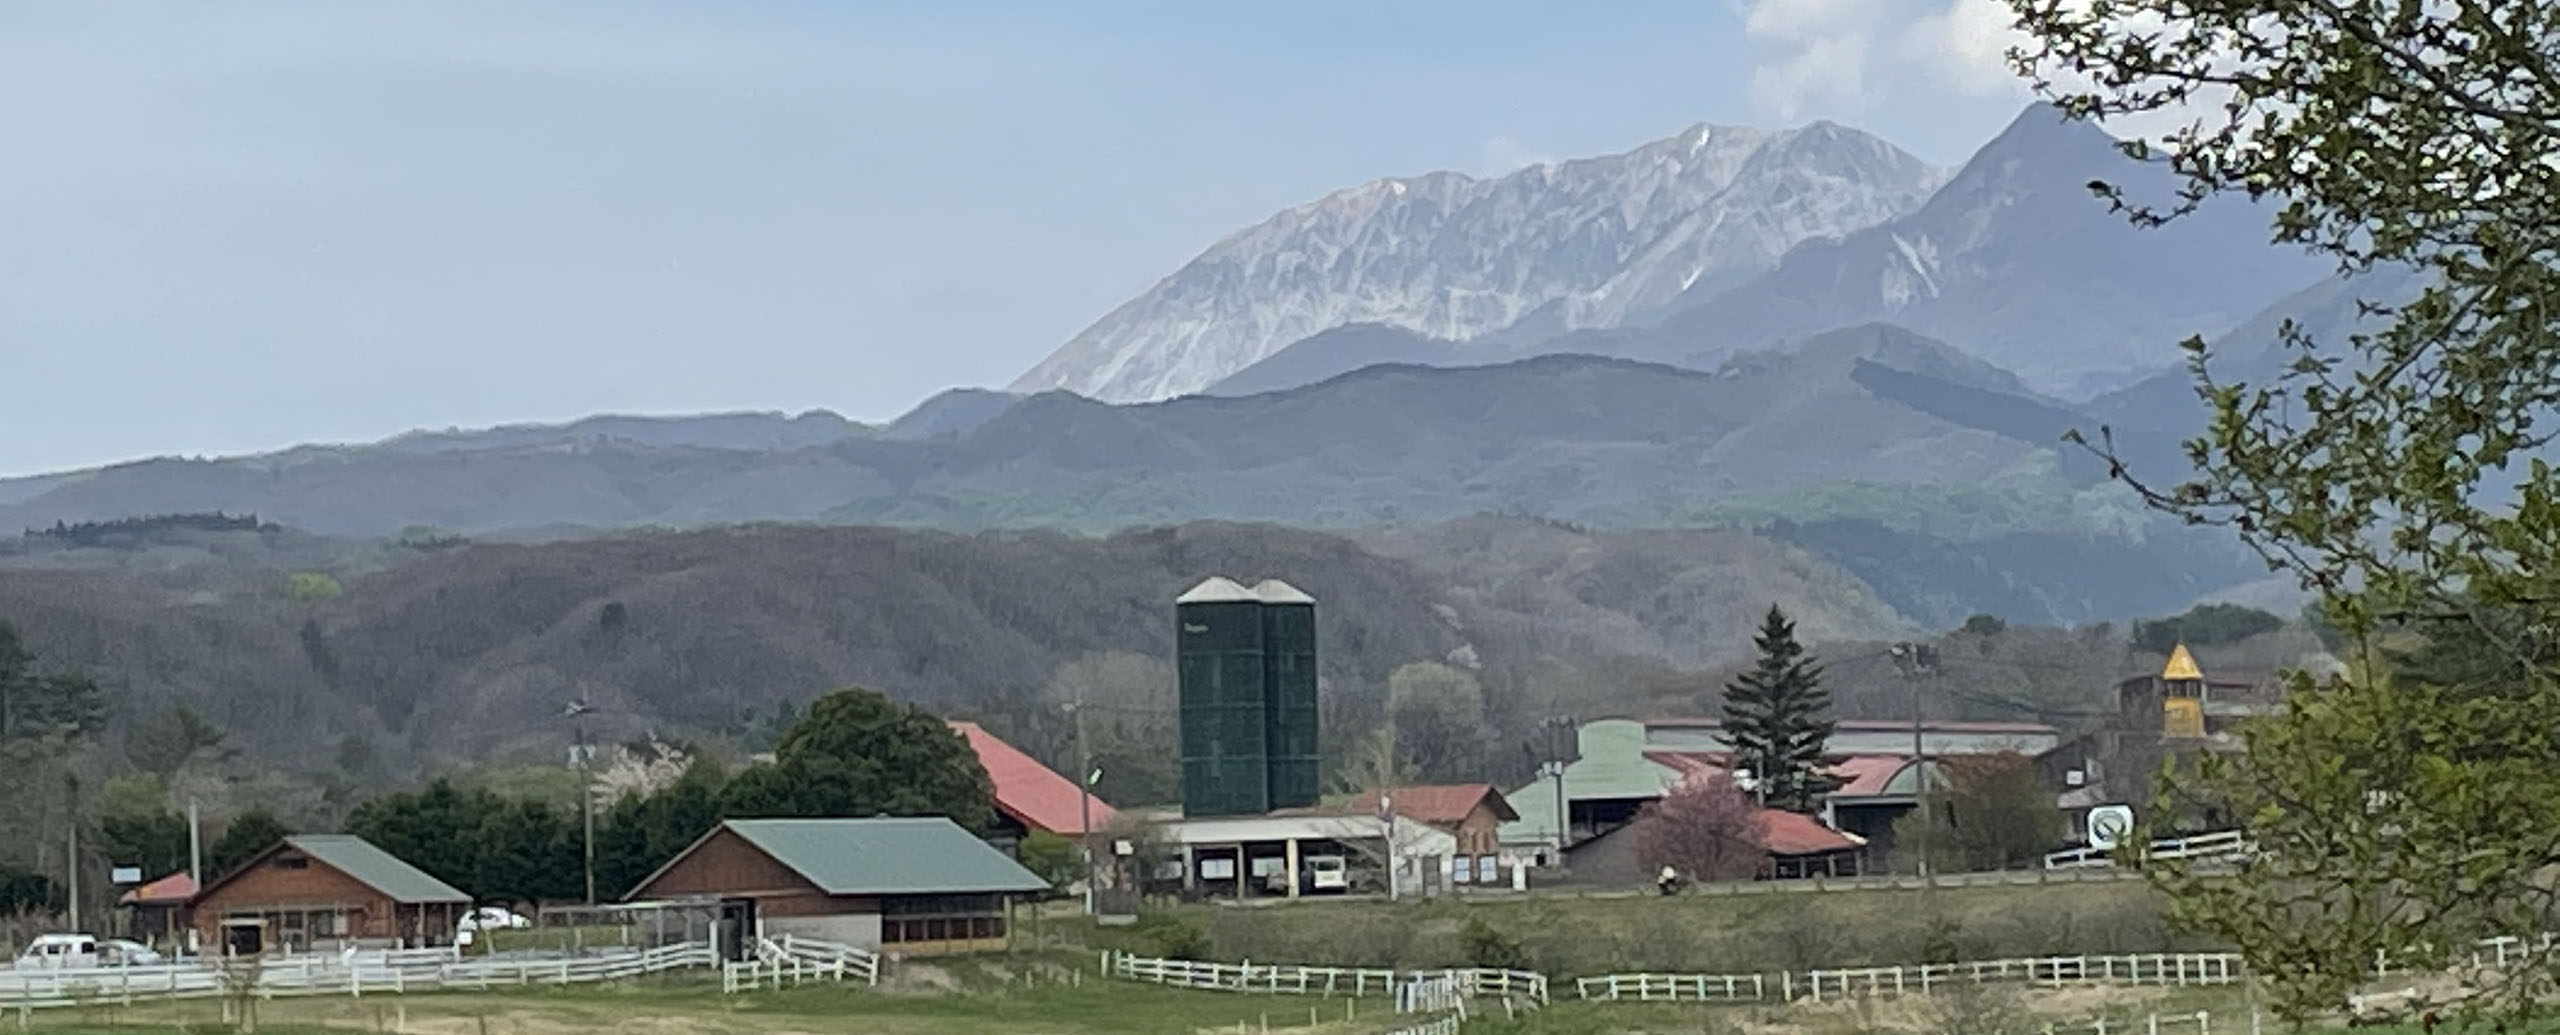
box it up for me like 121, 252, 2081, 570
1012, 121, 1942, 402
1206, 324, 1474, 397
1608, 104, 2331, 397
2085, 263, 2425, 441
0, 518, 1911, 776
370, 409, 867, 455
0, 331, 2064, 539
885, 389, 1021, 440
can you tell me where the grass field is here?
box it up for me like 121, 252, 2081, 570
1061, 879, 2209, 976
7, 960, 1403, 1035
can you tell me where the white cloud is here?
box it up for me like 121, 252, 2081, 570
1479, 134, 1555, 175
1737, 0, 2026, 121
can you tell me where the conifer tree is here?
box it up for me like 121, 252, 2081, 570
1720, 605, 1835, 813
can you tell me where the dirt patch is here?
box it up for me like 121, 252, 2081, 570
876, 961, 961, 996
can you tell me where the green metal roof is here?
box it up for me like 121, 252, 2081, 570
1498, 719, 1680, 845
724, 818, 1051, 896
285, 835, 471, 904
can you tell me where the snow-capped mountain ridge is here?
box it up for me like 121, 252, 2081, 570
1012, 119, 1945, 402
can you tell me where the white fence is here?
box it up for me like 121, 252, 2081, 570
719, 934, 881, 993
1383, 1015, 1463, 1035
2048, 1009, 2220, 1035
1396, 973, 1464, 1015
1572, 952, 2245, 1004
2046, 830, 2250, 870
0, 941, 716, 1011
1103, 951, 1546, 1004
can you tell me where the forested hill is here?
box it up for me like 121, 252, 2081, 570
0, 517, 1913, 785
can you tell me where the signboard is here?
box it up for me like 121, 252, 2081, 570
2163, 697, 2204, 737
110, 866, 142, 885
2086, 805, 2136, 850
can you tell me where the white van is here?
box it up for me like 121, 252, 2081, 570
1307, 855, 1348, 893
16, 934, 100, 970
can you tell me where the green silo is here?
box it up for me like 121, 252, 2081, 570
1178, 577, 1270, 817
1255, 579, 1320, 810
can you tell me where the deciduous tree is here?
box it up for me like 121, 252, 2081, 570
1891, 753, 2059, 874
207, 808, 289, 877
2008, 0, 2560, 1020
770, 687, 993, 830
1635, 775, 1766, 883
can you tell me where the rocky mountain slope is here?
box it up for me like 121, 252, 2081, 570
1606, 104, 2332, 397
1012, 121, 1941, 402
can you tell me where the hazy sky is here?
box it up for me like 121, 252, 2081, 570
0, 0, 2038, 476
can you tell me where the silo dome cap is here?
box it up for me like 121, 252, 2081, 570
1251, 579, 1315, 604
1177, 576, 1259, 604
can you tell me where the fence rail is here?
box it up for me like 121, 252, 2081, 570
0, 941, 715, 1011
2046, 830, 2250, 871
1383, 1015, 1463, 1035
1103, 952, 1545, 1004
1573, 952, 2244, 1004
719, 935, 881, 993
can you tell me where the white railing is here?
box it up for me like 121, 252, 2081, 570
1573, 952, 2244, 1003
720, 935, 881, 992
1383, 1015, 1462, 1035
1803, 953, 2243, 1001
0, 941, 715, 1010
1103, 952, 1545, 1004
2049, 1009, 2218, 1035
2046, 830, 2250, 870
1396, 973, 1463, 1015
1573, 972, 1772, 1002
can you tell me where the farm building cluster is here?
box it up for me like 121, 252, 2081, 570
107, 578, 2264, 958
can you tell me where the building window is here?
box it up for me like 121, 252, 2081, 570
879, 896, 1009, 945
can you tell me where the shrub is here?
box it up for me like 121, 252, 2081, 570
1131, 910, 1210, 959
1460, 914, 1529, 971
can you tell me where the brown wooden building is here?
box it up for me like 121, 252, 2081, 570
191, 835, 470, 953
119, 872, 196, 951
1347, 784, 1518, 885
627, 817, 1049, 957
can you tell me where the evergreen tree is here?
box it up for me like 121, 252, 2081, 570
1720, 605, 1835, 813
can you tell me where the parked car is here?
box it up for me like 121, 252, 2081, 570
457, 907, 532, 933
100, 939, 165, 967
14, 933, 99, 970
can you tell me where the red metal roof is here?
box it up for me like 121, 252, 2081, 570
1828, 755, 1913, 796
119, 871, 195, 906
1647, 751, 1912, 797
1346, 784, 1517, 826
949, 721, 1117, 837
1757, 809, 1865, 857
1646, 717, 2058, 735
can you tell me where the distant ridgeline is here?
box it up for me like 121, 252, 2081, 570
23, 511, 277, 547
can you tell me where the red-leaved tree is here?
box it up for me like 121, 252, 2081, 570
1635, 775, 1766, 882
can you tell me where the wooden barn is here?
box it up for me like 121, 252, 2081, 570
190, 835, 470, 953
626, 817, 1049, 956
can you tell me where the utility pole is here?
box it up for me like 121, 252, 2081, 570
187, 798, 203, 885
65, 773, 80, 931
1069, 696, 1098, 915
567, 698, 597, 906
1890, 643, 1937, 884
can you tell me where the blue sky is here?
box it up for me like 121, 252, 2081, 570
0, 0, 2035, 476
